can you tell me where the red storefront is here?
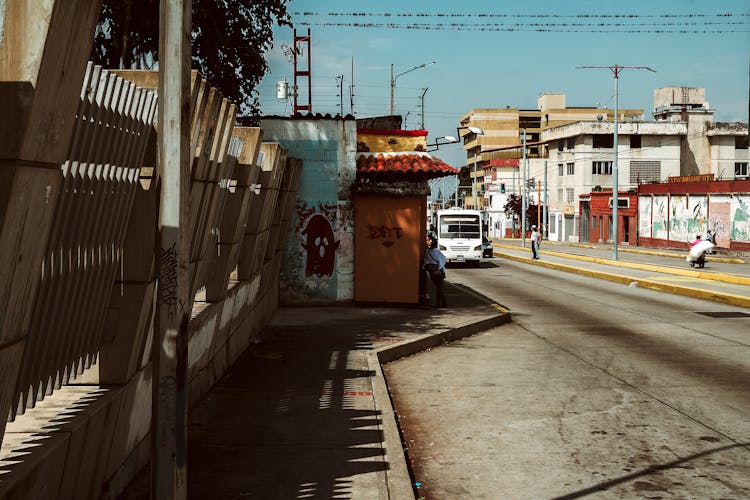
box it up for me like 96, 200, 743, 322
579, 190, 638, 245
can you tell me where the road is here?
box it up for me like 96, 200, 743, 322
385, 257, 750, 499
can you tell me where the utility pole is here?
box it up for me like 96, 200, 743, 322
577, 64, 656, 259
350, 57, 355, 115
155, 0, 191, 498
419, 87, 428, 129
543, 160, 548, 238
521, 130, 527, 248
390, 61, 435, 116
336, 75, 344, 114
537, 180, 541, 230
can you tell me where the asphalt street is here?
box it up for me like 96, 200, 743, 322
386, 251, 750, 499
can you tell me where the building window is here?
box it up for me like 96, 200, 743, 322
558, 163, 564, 176
593, 135, 614, 148
566, 188, 575, 203
592, 217, 598, 229
630, 135, 642, 148
736, 162, 749, 177
557, 188, 564, 202
592, 161, 613, 175
736, 136, 749, 149
558, 139, 564, 151
566, 136, 576, 149
566, 162, 575, 175
630, 160, 661, 183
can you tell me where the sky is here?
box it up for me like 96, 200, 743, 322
256, 0, 750, 171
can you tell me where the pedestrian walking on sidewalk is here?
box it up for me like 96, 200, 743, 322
530, 225, 542, 260
424, 234, 448, 307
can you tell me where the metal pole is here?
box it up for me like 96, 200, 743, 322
521, 130, 527, 247
576, 64, 654, 259
473, 149, 477, 209
537, 180, 541, 228
612, 66, 620, 260
543, 159, 548, 238
155, 0, 191, 498
455, 175, 458, 207
390, 63, 394, 115
420, 87, 428, 129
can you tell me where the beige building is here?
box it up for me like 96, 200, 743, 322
539, 87, 748, 242
458, 94, 643, 237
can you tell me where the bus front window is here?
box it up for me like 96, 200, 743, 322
439, 215, 480, 239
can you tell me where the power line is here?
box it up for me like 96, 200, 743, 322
290, 12, 750, 19
292, 22, 749, 33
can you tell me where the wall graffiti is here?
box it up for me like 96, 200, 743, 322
301, 213, 339, 278
159, 243, 178, 320
731, 195, 750, 242
652, 196, 668, 240
638, 196, 652, 238
669, 195, 689, 242
366, 224, 403, 247
688, 195, 708, 237
294, 201, 340, 281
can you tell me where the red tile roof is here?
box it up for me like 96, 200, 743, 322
356, 152, 459, 182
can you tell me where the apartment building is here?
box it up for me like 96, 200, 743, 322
459, 93, 642, 237
540, 87, 748, 243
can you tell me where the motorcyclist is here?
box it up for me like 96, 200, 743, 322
689, 234, 706, 268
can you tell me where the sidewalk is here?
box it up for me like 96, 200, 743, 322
119, 282, 510, 499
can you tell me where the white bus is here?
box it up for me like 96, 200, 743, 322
435, 208, 483, 267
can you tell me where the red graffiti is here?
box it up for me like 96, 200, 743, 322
301, 214, 339, 278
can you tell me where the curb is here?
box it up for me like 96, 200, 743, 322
493, 243, 750, 286
494, 250, 750, 309
366, 308, 512, 499
498, 239, 745, 264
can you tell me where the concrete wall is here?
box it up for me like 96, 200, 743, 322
638, 191, 750, 250
0, 0, 102, 448
260, 117, 357, 303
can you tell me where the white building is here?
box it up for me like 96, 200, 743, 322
537, 87, 748, 242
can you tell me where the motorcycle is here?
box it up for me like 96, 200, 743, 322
687, 240, 715, 268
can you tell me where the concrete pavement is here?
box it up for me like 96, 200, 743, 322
119, 282, 510, 499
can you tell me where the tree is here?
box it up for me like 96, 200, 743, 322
503, 194, 539, 233
91, 0, 291, 118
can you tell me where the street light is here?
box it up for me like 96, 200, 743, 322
457, 126, 485, 210
577, 64, 656, 260
390, 61, 436, 116
426, 135, 459, 152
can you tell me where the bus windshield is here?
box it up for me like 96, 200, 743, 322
439, 214, 481, 239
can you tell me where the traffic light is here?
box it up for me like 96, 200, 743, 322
500, 183, 506, 193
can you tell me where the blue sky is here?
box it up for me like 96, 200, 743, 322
257, 0, 750, 169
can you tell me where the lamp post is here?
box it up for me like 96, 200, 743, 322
390, 61, 436, 116
577, 64, 656, 259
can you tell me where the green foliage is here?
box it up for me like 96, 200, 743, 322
503, 194, 540, 228
91, 0, 291, 118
